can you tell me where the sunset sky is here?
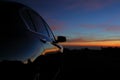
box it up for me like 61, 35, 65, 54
8, 0, 120, 47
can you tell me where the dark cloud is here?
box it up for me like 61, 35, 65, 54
65, 0, 116, 10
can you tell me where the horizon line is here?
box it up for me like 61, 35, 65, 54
60, 40, 120, 47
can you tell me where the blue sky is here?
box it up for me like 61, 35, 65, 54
7, 0, 120, 46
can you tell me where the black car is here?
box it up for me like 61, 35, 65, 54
0, 1, 66, 80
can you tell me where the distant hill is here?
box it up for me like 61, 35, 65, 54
63, 46, 101, 50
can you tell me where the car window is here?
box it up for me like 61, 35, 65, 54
28, 10, 49, 38
20, 9, 36, 31
20, 8, 54, 42
44, 22, 56, 42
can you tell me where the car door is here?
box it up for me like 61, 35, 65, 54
27, 9, 63, 80
20, 8, 46, 63
27, 9, 61, 56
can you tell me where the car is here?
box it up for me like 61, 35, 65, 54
0, 1, 66, 80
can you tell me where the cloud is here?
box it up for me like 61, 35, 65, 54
68, 36, 97, 42
79, 24, 99, 28
68, 38, 88, 42
50, 24, 64, 31
61, 37, 120, 47
79, 24, 111, 29
93, 38, 120, 42
79, 24, 120, 32
105, 25, 120, 32
68, 36, 120, 43
61, 40, 120, 47
47, 19, 65, 31
66, 0, 116, 10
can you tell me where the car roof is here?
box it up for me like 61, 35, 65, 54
0, 1, 28, 9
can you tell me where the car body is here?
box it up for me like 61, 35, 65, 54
0, 1, 66, 63
0, 1, 66, 80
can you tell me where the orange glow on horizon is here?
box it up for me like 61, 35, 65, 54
60, 40, 120, 47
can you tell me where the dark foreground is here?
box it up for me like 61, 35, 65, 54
60, 47, 120, 80
1, 47, 120, 80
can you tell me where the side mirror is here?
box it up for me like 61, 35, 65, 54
56, 36, 66, 43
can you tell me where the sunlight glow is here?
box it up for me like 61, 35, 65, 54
60, 40, 120, 47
